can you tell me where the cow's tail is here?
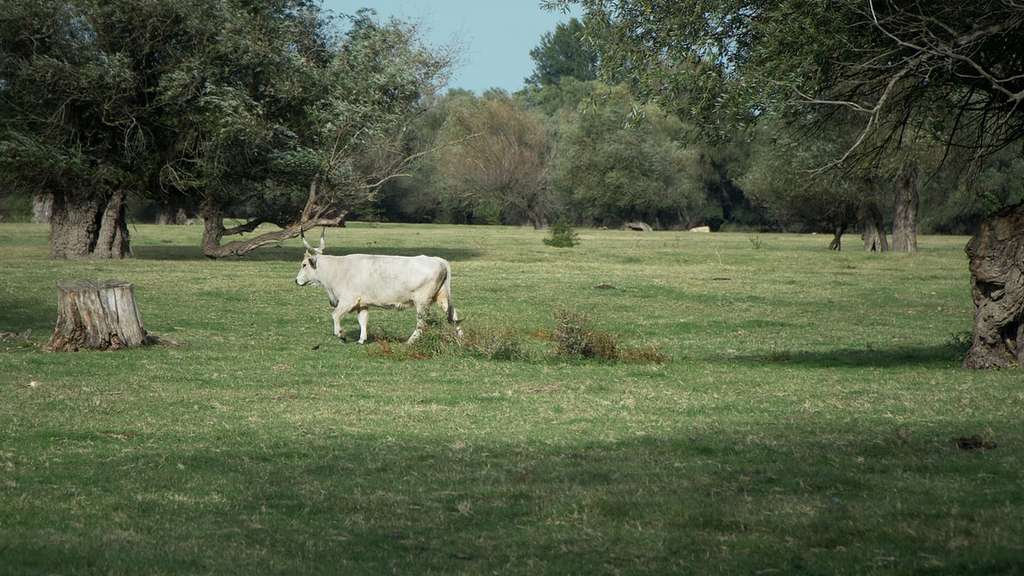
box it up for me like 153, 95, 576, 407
440, 259, 461, 330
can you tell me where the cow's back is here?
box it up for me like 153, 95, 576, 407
321, 254, 448, 307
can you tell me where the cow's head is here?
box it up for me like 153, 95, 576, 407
295, 228, 326, 286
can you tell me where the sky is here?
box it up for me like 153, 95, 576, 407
321, 1, 578, 94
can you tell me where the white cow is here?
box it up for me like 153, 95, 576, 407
294, 230, 462, 344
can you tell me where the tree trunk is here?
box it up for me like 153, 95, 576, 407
46, 280, 149, 352
50, 191, 131, 259
963, 204, 1024, 369
527, 209, 547, 230
892, 161, 919, 253
861, 200, 889, 252
829, 224, 845, 251
200, 199, 346, 258
93, 190, 130, 258
32, 192, 53, 224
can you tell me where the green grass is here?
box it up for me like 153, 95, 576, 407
1, 223, 1022, 575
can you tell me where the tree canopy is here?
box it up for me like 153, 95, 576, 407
526, 17, 599, 87
0, 1, 450, 258
546, 0, 1024, 162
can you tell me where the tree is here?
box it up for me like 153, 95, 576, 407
548, 82, 706, 228
375, 90, 476, 223
0, 2, 450, 259
741, 121, 865, 250
526, 18, 599, 87
553, 0, 1024, 367
190, 8, 451, 257
921, 148, 1024, 234
0, 0, 149, 258
437, 91, 553, 228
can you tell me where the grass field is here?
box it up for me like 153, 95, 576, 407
1, 223, 1022, 575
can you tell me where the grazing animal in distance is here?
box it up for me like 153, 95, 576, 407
294, 229, 462, 344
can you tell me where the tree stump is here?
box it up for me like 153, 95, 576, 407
963, 204, 1024, 369
47, 280, 149, 351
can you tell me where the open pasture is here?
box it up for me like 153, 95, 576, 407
1, 223, 1021, 574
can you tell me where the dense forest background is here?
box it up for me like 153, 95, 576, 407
3, 6, 1022, 240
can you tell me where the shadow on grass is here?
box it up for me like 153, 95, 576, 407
0, 295, 54, 335
133, 245, 483, 262
2, 428, 1017, 574
722, 344, 964, 369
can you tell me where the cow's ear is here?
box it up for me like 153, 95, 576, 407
308, 255, 317, 270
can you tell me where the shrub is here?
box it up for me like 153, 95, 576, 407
553, 308, 618, 360
553, 308, 671, 363
543, 220, 579, 248
553, 309, 590, 356
585, 329, 618, 361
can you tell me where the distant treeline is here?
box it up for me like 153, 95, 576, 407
3, 9, 1021, 240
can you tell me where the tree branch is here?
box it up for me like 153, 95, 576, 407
221, 218, 267, 237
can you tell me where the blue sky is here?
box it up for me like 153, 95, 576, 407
321, 1, 578, 94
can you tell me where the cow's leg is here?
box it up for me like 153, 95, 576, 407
356, 308, 369, 344
331, 301, 355, 341
407, 301, 429, 344
437, 295, 463, 338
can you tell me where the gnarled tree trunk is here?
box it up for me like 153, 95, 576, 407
50, 190, 130, 259
201, 205, 346, 258
199, 179, 346, 259
963, 204, 1024, 369
892, 161, 919, 253
861, 200, 889, 252
47, 280, 149, 352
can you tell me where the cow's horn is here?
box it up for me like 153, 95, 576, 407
301, 227, 313, 252
318, 227, 326, 252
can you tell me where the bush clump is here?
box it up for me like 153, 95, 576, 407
543, 220, 579, 248
553, 308, 670, 363
366, 310, 668, 365
553, 309, 618, 360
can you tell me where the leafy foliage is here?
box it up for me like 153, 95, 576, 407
741, 118, 868, 234
437, 91, 552, 228
526, 17, 599, 87
921, 148, 1024, 234
0, 1, 450, 256
552, 0, 1024, 172
548, 82, 706, 227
